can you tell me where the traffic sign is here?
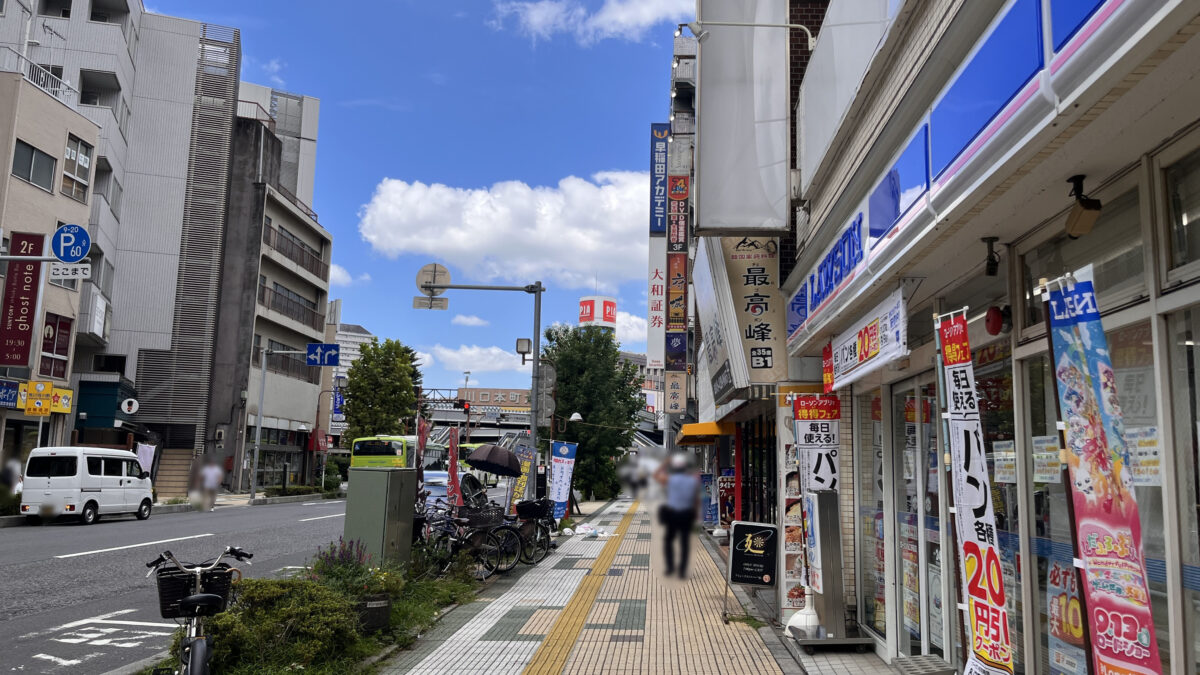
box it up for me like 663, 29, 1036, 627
51, 224, 90, 263
306, 343, 340, 366
25, 381, 52, 416
413, 296, 449, 310
121, 398, 139, 414
416, 263, 450, 297
49, 261, 91, 280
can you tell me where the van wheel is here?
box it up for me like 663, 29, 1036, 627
137, 499, 152, 520
80, 502, 99, 525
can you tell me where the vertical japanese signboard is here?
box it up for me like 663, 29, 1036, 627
1043, 266, 1163, 675
511, 441, 537, 506
667, 252, 687, 332
0, 233, 45, 367
664, 371, 686, 414
723, 237, 787, 384
791, 394, 840, 606
938, 314, 1014, 675
549, 441, 577, 519
647, 237, 667, 370
649, 124, 669, 235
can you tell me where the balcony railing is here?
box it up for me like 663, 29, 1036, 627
237, 99, 276, 133
0, 46, 78, 109
262, 225, 329, 281
251, 346, 320, 384
275, 183, 319, 221
257, 284, 324, 332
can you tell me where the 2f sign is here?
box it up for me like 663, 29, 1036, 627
52, 225, 91, 264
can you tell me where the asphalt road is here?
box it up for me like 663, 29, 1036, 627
0, 499, 348, 674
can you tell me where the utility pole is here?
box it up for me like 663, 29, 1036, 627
250, 347, 306, 500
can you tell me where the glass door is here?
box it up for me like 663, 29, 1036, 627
892, 374, 935, 657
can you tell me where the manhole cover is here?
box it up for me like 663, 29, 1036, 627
893, 655, 956, 675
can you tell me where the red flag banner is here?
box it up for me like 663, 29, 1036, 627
447, 428, 462, 507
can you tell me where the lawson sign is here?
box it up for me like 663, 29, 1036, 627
787, 212, 865, 344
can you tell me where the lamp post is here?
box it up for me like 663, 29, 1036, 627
315, 374, 347, 491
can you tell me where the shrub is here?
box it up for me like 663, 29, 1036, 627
264, 485, 319, 497
0, 491, 19, 516
328, 455, 351, 480
164, 496, 189, 505
307, 537, 404, 599
322, 474, 342, 492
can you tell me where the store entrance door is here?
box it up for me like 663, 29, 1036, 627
890, 374, 946, 659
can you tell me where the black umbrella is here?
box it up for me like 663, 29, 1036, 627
464, 443, 522, 477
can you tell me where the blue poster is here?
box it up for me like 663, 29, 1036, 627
0, 381, 18, 409
549, 441, 577, 519
333, 388, 344, 415
700, 473, 716, 526
649, 123, 669, 234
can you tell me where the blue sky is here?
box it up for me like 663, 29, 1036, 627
153, 0, 691, 390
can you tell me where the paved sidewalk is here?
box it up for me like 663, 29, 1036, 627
383, 498, 793, 675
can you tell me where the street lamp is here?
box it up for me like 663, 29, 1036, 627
675, 20, 817, 50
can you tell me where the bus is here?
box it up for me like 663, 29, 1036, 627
350, 436, 408, 468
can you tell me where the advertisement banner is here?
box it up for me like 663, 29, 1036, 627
578, 295, 618, 329
446, 429, 461, 506
718, 472, 736, 528
549, 441, 577, 519
668, 192, 688, 253
830, 288, 907, 390
822, 342, 833, 393
649, 123, 669, 235
1044, 266, 1163, 675
792, 395, 840, 492
416, 417, 428, 490
938, 314, 1014, 675
667, 253, 687, 332
511, 442, 537, 507
0, 380, 18, 409
665, 332, 687, 372
1047, 554, 1089, 675
647, 237, 667, 369
700, 473, 716, 526
0, 233, 45, 367
664, 371, 686, 414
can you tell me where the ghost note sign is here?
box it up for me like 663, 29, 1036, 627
0, 233, 45, 368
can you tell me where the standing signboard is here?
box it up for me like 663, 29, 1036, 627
727, 521, 778, 586
1041, 266, 1163, 675
548, 441, 577, 519
937, 313, 1014, 675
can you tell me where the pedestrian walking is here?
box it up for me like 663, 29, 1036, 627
200, 458, 224, 512
1, 457, 22, 496
656, 453, 700, 579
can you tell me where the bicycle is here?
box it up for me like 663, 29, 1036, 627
422, 499, 502, 580
513, 498, 555, 565
145, 545, 253, 675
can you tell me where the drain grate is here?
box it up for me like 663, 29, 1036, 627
893, 655, 956, 675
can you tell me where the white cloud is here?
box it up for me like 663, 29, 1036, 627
452, 314, 490, 327
492, 0, 691, 44
414, 351, 435, 368
430, 345, 530, 373
615, 310, 647, 344
329, 264, 371, 287
263, 58, 286, 87
358, 171, 648, 290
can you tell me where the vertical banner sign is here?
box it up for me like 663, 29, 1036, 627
649, 124, 669, 235
664, 371, 686, 414
668, 186, 689, 253
0, 233, 45, 367
792, 396, 840, 492
1047, 553, 1089, 675
822, 342, 834, 393
1043, 266, 1163, 675
667, 253, 688, 332
511, 442, 537, 508
446, 429, 462, 506
665, 332, 687, 371
647, 238, 667, 370
700, 473, 716, 526
549, 441, 578, 518
938, 314, 1014, 675
416, 417, 429, 490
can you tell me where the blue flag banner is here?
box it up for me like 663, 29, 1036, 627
549, 440, 578, 519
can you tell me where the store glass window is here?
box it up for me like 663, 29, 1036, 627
1025, 320, 1171, 672
1023, 190, 1143, 329
1167, 146, 1200, 269
1166, 309, 1200, 672
892, 381, 928, 657
857, 389, 887, 638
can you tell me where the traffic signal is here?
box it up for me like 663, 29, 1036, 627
462, 401, 471, 413
453, 399, 465, 409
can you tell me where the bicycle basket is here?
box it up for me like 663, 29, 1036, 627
155, 563, 234, 618
515, 499, 552, 520
460, 504, 504, 528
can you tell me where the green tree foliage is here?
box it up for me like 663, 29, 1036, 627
344, 338, 417, 441
539, 325, 641, 500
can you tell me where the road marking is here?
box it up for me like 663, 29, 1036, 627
51, 609, 136, 631
299, 513, 344, 522
302, 500, 344, 506
95, 619, 177, 629
34, 653, 82, 666
55, 533, 214, 559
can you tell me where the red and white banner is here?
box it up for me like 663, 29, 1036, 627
446, 428, 462, 507
938, 314, 1014, 675
416, 417, 429, 490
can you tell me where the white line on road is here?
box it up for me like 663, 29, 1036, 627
299, 513, 344, 522
55, 533, 214, 559
95, 619, 177, 629
302, 500, 344, 506
34, 653, 82, 666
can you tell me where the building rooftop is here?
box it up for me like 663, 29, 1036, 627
337, 323, 373, 336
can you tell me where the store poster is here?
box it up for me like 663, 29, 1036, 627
1044, 266, 1163, 675
804, 492, 822, 594
548, 441, 577, 519
718, 470, 736, 529
939, 314, 1015, 675
1033, 435, 1062, 483
993, 440, 1017, 484
1047, 555, 1089, 675
791, 395, 840, 596
700, 473, 716, 526
1124, 426, 1161, 487
870, 395, 886, 634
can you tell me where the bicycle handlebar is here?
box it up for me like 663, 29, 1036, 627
144, 546, 253, 577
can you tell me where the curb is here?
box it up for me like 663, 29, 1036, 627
97, 649, 169, 675
249, 491, 345, 506
0, 502, 195, 528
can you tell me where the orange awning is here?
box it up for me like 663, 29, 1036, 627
675, 422, 735, 446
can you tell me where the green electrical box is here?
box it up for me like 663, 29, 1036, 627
343, 468, 416, 565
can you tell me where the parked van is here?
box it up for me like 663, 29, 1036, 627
20, 447, 153, 524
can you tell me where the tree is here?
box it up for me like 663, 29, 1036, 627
539, 325, 642, 500
397, 343, 429, 422
343, 338, 417, 441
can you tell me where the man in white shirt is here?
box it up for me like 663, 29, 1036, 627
199, 458, 224, 512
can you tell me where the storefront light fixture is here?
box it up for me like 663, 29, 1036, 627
675, 20, 816, 50
1065, 175, 1102, 238
670, 89, 677, 98
982, 237, 1000, 277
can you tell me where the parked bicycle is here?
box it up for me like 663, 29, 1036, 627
512, 498, 555, 565
421, 498, 503, 580
145, 545, 253, 675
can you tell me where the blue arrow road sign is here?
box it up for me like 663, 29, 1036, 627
51, 224, 91, 263
306, 343, 340, 366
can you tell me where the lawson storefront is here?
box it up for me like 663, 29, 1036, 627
782, 0, 1200, 671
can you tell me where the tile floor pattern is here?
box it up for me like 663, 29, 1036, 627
383, 498, 794, 675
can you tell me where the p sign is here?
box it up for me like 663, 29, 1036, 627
52, 224, 91, 264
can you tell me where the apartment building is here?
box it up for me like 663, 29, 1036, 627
0, 50, 99, 466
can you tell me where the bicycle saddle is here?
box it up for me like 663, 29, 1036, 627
180, 593, 225, 617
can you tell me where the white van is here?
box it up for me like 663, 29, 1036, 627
20, 447, 154, 524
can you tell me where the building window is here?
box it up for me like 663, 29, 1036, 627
1165, 309, 1200, 670
39, 314, 73, 378
12, 139, 56, 192
62, 136, 92, 202
857, 389, 887, 639
1167, 147, 1200, 270
273, 283, 316, 310
92, 354, 125, 373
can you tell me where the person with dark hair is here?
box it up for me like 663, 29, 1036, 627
657, 453, 700, 579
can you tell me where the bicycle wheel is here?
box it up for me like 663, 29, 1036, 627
491, 525, 523, 573
181, 636, 208, 675
521, 522, 551, 564
462, 530, 500, 580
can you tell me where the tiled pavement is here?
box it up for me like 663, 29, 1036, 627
382, 498, 799, 675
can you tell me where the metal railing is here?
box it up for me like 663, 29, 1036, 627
262, 225, 329, 280
237, 99, 276, 133
257, 284, 325, 332
251, 346, 320, 384
275, 183, 319, 221
0, 46, 78, 108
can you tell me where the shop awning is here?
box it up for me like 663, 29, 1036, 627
675, 422, 735, 446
